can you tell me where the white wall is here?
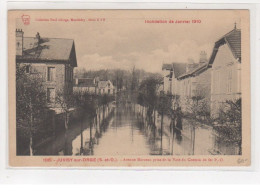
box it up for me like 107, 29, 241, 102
211, 43, 241, 116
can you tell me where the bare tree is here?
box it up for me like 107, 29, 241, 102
56, 86, 76, 130
16, 63, 47, 155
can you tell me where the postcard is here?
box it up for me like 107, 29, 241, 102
8, 10, 250, 167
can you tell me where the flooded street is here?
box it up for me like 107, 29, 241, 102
35, 104, 239, 156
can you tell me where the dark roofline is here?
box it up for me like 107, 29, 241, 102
69, 41, 77, 67
207, 28, 241, 68
177, 63, 208, 80
16, 57, 71, 63
20, 37, 77, 67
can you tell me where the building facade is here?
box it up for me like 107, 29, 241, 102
162, 62, 188, 96
73, 78, 97, 94
161, 51, 211, 113
16, 29, 77, 108
97, 80, 115, 95
208, 26, 241, 116
162, 63, 173, 94
177, 63, 211, 112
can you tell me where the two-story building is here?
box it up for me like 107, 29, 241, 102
176, 51, 211, 111
171, 25, 241, 117
16, 29, 77, 108
208, 25, 241, 117
161, 50, 211, 112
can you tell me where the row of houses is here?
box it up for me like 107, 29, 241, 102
162, 25, 241, 117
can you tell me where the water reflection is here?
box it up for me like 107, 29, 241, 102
35, 103, 239, 156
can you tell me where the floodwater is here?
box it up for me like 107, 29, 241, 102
35, 104, 239, 156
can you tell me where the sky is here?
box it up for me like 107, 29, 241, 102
16, 10, 245, 73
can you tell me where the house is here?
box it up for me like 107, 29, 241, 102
162, 63, 173, 94
97, 80, 115, 95
16, 29, 77, 108
73, 78, 97, 94
176, 51, 211, 111
207, 25, 241, 116
161, 51, 211, 111
162, 62, 188, 96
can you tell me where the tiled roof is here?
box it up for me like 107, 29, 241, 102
74, 78, 96, 87
162, 62, 188, 78
177, 63, 208, 80
17, 37, 77, 67
225, 29, 241, 60
208, 28, 241, 67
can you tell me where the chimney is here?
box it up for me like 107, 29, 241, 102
186, 58, 194, 73
199, 51, 208, 63
16, 29, 24, 56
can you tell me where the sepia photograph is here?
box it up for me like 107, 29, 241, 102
8, 10, 250, 167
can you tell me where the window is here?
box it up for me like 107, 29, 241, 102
103, 89, 105, 93
227, 69, 232, 93
25, 65, 30, 74
47, 67, 55, 81
47, 88, 55, 103
67, 68, 70, 81
108, 89, 110, 94
99, 89, 101, 94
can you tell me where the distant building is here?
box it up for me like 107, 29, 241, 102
162, 63, 173, 94
16, 29, 77, 108
161, 51, 210, 111
162, 62, 188, 96
97, 80, 115, 95
73, 78, 97, 94
208, 25, 241, 116
177, 51, 210, 111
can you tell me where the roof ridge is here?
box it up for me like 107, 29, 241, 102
24, 36, 74, 41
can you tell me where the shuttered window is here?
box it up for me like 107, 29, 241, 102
47, 67, 55, 81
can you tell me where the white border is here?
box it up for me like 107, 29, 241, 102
1, 0, 260, 184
